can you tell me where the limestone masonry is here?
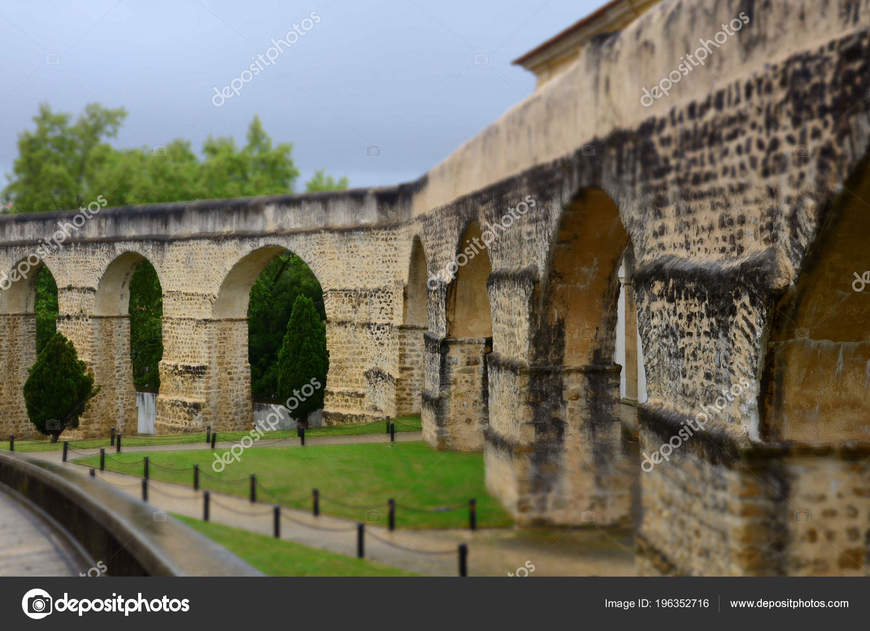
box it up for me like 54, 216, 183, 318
0, 0, 868, 575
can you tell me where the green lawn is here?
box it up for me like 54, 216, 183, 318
1, 415, 421, 453
74, 440, 512, 529
174, 514, 417, 576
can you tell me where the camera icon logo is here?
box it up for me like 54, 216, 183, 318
21, 588, 53, 620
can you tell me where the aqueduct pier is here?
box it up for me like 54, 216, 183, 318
1, 0, 869, 575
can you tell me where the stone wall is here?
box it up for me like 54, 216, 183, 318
0, 0, 868, 575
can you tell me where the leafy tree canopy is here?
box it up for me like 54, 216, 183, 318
2, 104, 347, 212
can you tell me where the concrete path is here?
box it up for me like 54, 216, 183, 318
26, 441, 636, 577
57, 430, 422, 459
0, 483, 85, 576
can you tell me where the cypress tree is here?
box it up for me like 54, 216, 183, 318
24, 332, 99, 442
276, 295, 329, 424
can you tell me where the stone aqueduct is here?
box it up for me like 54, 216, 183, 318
1, 0, 869, 575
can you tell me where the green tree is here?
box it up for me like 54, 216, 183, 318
129, 261, 163, 392
305, 169, 349, 193
24, 332, 99, 442
35, 266, 58, 354
276, 295, 329, 423
2, 103, 126, 213
249, 254, 325, 401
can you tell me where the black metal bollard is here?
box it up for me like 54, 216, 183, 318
144, 457, 149, 480
249, 474, 257, 503
141, 478, 148, 502
9, 435, 13, 452
203, 491, 210, 521
458, 544, 468, 577
89, 468, 95, 477
99, 448, 105, 471
62, 441, 69, 462
206, 426, 211, 444
299, 427, 305, 446
273, 505, 280, 539
357, 523, 365, 559
390, 423, 396, 443
385, 421, 390, 434
116, 433, 122, 454
388, 498, 395, 531
469, 498, 477, 531
193, 464, 199, 490
312, 488, 319, 516
110, 427, 115, 447
210, 432, 216, 449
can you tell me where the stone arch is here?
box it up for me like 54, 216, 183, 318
403, 236, 428, 328
506, 186, 632, 526
0, 257, 60, 438
430, 220, 493, 450
210, 244, 326, 431
761, 160, 870, 443
90, 251, 163, 437
396, 236, 429, 415
537, 187, 629, 366
446, 221, 493, 338
94, 251, 164, 317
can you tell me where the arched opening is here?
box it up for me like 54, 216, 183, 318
447, 221, 492, 338
213, 245, 327, 432
0, 259, 59, 439
613, 249, 648, 408
528, 187, 632, 525
757, 161, 870, 575
92, 252, 163, 436
761, 163, 870, 443
396, 236, 428, 415
439, 221, 493, 450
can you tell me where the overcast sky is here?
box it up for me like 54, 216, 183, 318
0, 0, 600, 190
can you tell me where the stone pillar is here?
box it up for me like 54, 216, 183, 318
0, 314, 38, 439
395, 324, 426, 415
422, 336, 491, 451
154, 309, 211, 435
85, 315, 137, 437
485, 356, 631, 526
622, 251, 638, 402
211, 318, 253, 432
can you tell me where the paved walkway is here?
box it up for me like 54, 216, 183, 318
60, 430, 421, 459
0, 484, 84, 576
26, 440, 637, 577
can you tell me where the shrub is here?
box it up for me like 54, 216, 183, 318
276, 295, 329, 424
24, 332, 99, 441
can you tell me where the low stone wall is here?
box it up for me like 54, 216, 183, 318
0, 452, 261, 576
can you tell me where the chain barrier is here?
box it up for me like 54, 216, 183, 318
366, 529, 456, 555
209, 495, 275, 516
277, 507, 358, 532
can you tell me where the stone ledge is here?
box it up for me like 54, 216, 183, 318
0, 452, 262, 576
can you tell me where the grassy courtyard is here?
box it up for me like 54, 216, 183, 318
1, 415, 422, 453
174, 514, 417, 576
74, 440, 512, 529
